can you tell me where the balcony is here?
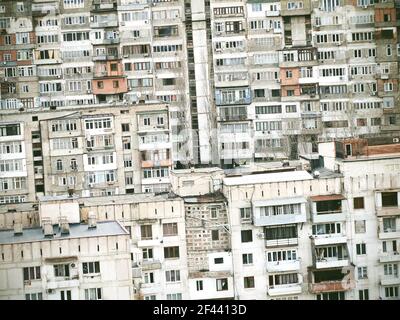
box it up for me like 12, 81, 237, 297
142, 259, 162, 271
141, 159, 172, 168
311, 234, 347, 246
380, 274, 400, 286
252, 197, 307, 227
32, 3, 59, 16
310, 194, 346, 223
137, 238, 161, 247
315, 257, 349, 269
266, 260, 300, 273
138, 141, 172, 152
268, 283, 302, 297
309, 280, 355, 293
93, 55, 119, 61
377, 206, 400, 217
46, 278, 80, 290
265, 237, 298, 247
378, 228, 400, 240
379, 252, 400, 263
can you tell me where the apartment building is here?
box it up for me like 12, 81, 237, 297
0, 102, 172, 202
0, 199, 133, 300
171, 168, 234, 299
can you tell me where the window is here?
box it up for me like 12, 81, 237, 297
353, 197, 364, 209
113, 81, 119, 88
163, 223, 178, 236
384, 263, 398, 276
141, 225, 152, 240
286, 105, 297, 113
142, 248, 153, 260
166, 270, 181, 282
317, 292, 345, 300
164, 246, 179, 259
211, 207, 218, 219
166, 293, 182, 300
23, 266, 41, 281
84, 288, 102, 300
359, 289, 369, 300
384, 83, 393, 92
240, 208, 252, 220
212, 230, 219, 241
216, 278, 228, 291
386, 45, 392, 56
54, 264, 70, 277
244, 276, 255, 289
358, 266, 368, 279
97, 81, 104, 89
286, 70, 293, 78
144, 295, 156, 300
356, 243, 366, 255
214, 257, 224, 264
267, 249, 298, 262
241, 230, 253, 243
242, 253, 253, 265
144, 272, 154, 284
56, 159, 63, 171
385, 286, 399, 298
355, 220, 366, 234
383, 218, 396, 233
196, 280, 203, 291
60, 290, 72, 300
25, 293, 43, 300
121, 123, 130, 132
382, 192, 398, 207
82, 262, 100, 274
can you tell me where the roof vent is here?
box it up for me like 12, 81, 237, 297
59, 216, 70, 235
42, 218, 54, 238
88, 214, 97, 229
14, 223, 23, 236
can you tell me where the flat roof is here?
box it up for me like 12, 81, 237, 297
171, 167, 223, 175
0, 221, 128, 245
223, 170, 313, 186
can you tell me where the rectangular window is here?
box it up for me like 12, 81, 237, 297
359, 289, 369, 300
23, 266, 41, 281
84, 288, 102, 300
164, 246, 179, 259
212, 230, 220, 241
355, 220, 366, 234
356, 243, 366, 255
382, 192, 398, 207
54, 264, 70, 278
357, 266, 368, 279
242, 253, 253, 265
141, 225, 153, 240
165, 270, 181, 282
241, 230, 253, 243
244, 276, 255, 289
196, 280, 203, 291
82, 262, 100, 274
163, 223, 178, 236
354, 197, 364, 209
216, 278, 228, 291
25, 293, 43, 300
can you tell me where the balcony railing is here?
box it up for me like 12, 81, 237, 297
265, 238, 298, 247
309, 279, 355, 293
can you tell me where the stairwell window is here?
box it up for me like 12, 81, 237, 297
357, 266, 368, 279
356, 243, 367, 255
216, 278, 228, 291
163, 223, 178, 236
244, 276, 255, 289
165, 270, 180, 282
241, 230, 253, 243
242, 253, 253, 265
164, 246, 179, 259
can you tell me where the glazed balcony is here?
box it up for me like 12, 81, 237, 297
266, 260, 301, 273
310, 195, 346, 223
268, 282, 302, 296
380, 274, 400, 286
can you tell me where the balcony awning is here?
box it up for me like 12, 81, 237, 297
310, 194, 345, 202
253, 196, 307, 207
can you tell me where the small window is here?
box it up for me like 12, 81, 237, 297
196, 280, 203, 291
359, 289, 369, 300
242, 253, 253, 265
97, 81, 104, 89
353, 197, 364, 209
113, 80, 119, 88
214, 257, 224, 264
164, 246, 179, 259
241, 230, 253, 243
355, 220, 366, 234
110, 63, 118, 72
244, 276, 255, 289
82, 261, 100, 274
211, 230, 219, 241
163, 223, 178, 236
216, 278, 228, 291
356, 243, 366, 255
121, 123, 130, 132
382, 192, 398, 207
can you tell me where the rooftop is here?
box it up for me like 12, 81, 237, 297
0, 221, 128, 245
171, 167, 224, 175
223, 170, 313, 186
183, 192, 226, 204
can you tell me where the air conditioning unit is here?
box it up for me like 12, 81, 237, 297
88, 183, 94, 188
393, 138, 400, 143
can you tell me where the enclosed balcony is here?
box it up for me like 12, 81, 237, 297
264, 224, 298, 248
267, 273, 302, 297
309, 266, 355, 294
378, 217, 400, 239
310, 194, 346, 223
376, 191, 400, 217
266, 249, 301, 272
253, 197, 307, 227
313, 244, 350, 269
311, 222, 347, 246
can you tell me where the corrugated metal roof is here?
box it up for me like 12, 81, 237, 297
0, 221, 128, 245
